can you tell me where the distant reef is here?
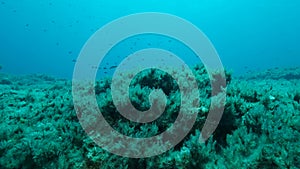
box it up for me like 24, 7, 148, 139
0, 65, 299, 169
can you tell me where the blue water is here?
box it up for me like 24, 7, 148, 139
0, 0, 300, 78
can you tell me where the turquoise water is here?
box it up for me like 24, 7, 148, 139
1, 1, 300, 168
0, 0, 300, 78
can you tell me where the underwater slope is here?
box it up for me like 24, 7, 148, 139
0, 65, 299, 169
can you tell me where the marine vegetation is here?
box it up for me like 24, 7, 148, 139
0, 65, 299, 169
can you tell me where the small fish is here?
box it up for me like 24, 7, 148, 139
109, 66, 117, 69
91, 66, 99, 69
72, 59, 76, 63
